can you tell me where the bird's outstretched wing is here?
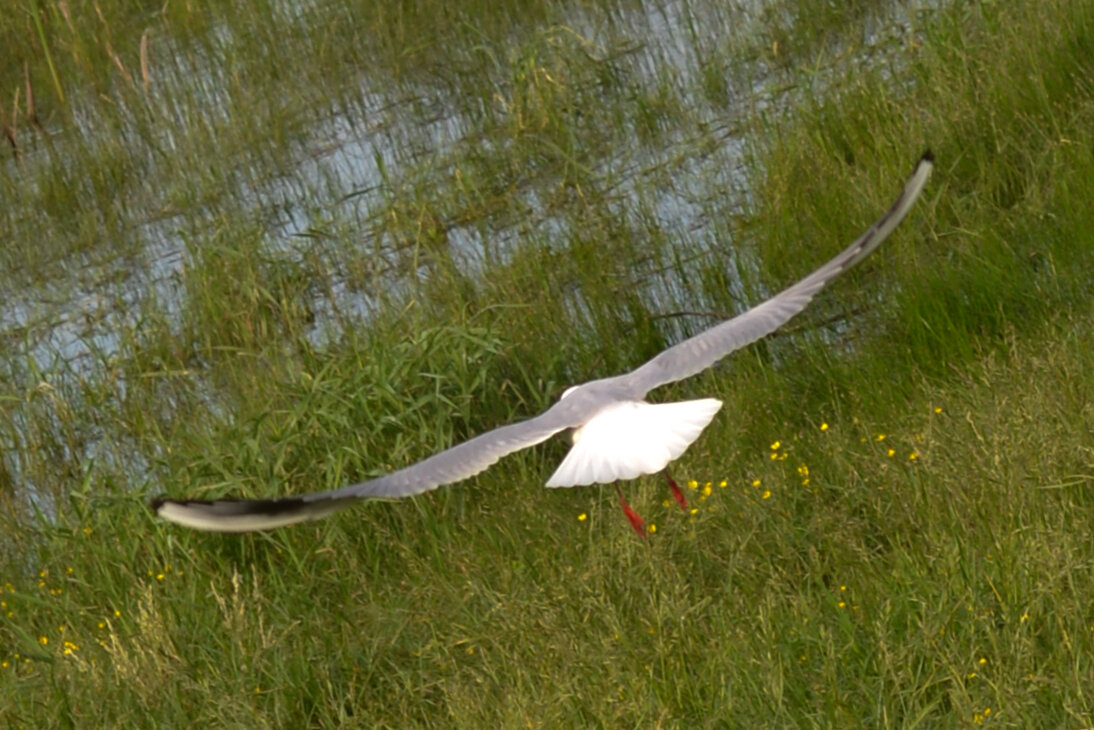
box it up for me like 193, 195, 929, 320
614, 152, 933, 396
152, 402, 584, 532
152, 152, 933, 533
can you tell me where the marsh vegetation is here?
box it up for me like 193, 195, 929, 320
2, 0, 1093, 726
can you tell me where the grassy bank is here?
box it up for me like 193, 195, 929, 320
2, 0, 1093, 726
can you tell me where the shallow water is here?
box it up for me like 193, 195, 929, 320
2, 0, 928, 366
0, 0, 928, 511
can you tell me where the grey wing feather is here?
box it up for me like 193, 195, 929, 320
615, 152, 933, 396
152, 403, 584, 532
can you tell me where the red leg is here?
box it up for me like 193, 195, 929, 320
615, 484, 647, 538
667, 471, 688, 511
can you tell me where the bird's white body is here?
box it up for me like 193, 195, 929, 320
546, 398, 723, 487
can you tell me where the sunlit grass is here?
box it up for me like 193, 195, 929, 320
5, 313, 1092, 726
2, 0, 1094, 726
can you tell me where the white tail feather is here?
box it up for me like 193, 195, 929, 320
545, 398, 723, 487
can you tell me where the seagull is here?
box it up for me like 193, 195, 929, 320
153, 152, 933, 534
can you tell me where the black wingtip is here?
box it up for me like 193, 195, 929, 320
152, 495, 312, 517
920, 149, 934, 164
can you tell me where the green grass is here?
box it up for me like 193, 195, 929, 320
3, 0, 1094, 726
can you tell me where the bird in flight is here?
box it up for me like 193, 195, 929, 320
153, 152, 933, 535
